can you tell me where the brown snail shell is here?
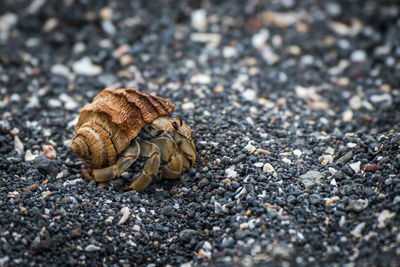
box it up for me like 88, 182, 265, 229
70, 88, 174, 169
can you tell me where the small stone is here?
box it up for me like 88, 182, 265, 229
51, 64, 71, 78
242, 89, 257, 101
221, 237, 235, 248
342, 109, 353, 122
272, 243, 292, 260
0, 256, 9, 267
0, 13, 18, 40
25, 150, 38, 161
347, 199, 369, 212
254, 162, 264, 168
181, 102, 195, 110
377, 209, 395, 228
59, 93, 79, 111
282, 157, 291, 165
190, 73, 211, 84
202, 241, 212, 251
0, 120, 11, 134
191, 9, 207, 31
239, 223, 249, 230
320, 155, 333, 165
190, 33, 221, 45
346, 143, 357, 148
133, 225, 141, 232
364, 163, 380, 172
48, 99, 62, 108
225, 166, 238, 178
298, 171, 324, 187
14, 135, 24, 155
223, 46, 237, 58
99, 6, 113, 20
71, 228, 81, 238
260, 46, 279, 65
349, 161, 361, 173
252, 29, 269, 49
263, 163, 276, 175
370, 94, 392, 103
85, 244, 100, 252
42, 145, 56, 159
351, 50, 367, 63
118, 207, 130, 225
337, 152, 353, 163
72, 57, 103, 76
26, 184, 39, 192
293, 149, 302, 157
349, 95, 362, 110
351, 222, 366, 237
214, 201, 223, 214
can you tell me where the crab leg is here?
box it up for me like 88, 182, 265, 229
149, 136, 183, 179
89, 140, 141, 182
123, 141, 161, 191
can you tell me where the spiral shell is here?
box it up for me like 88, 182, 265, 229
70, 88, 174, 169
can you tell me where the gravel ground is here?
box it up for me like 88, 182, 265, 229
1, 0, 400, 266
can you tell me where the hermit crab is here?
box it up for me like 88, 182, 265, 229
70, 88, 196, 191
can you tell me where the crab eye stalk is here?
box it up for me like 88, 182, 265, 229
172, 121, 179, 130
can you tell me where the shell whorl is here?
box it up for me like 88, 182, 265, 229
71, 88, 174, 169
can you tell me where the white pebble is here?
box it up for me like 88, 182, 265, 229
0, 13, 18, 40
190, 33, 221, 46
370, 94, 392, 103
202, 241, 212, 251
225, 166, 238, 178
133, 225, 141, 232
105, 216, 114, 225
350, 222, 366, 237
244, 142, 256, 153
27, 95, 40, 108
342, 109, 353, 122
51, 64, 71, 78
254, 162, 264, 168
24, 150, 37, 161
263, 163, 275, 174
339, 216, 346, 228
252, 29, 269, 49
282, 157, 291, 165
14, 135, 24, 155
349, 95, 362, 110
377, 209, 394, 228
260, 46, 279, 65
118, 207, 131, 225
72, 57, 103, 76
48, 98, 62, 108
59, 93, 79, 111
320, 154, 333, 165
328, 167, 337, 175
181, 102, 195, 110
346, 142, 357, 148
349, 161, 361, 173
85, 244, 101, 252
63, 178, 84, 186
242, 89, 257, 101
246, 117, 254, 125
293, 149, 302, 157
191, 9, 207, 31
102, 20, 116, 35
223, 46, 237, 58
351, 50, 367, 63
190, 73, 211, 84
